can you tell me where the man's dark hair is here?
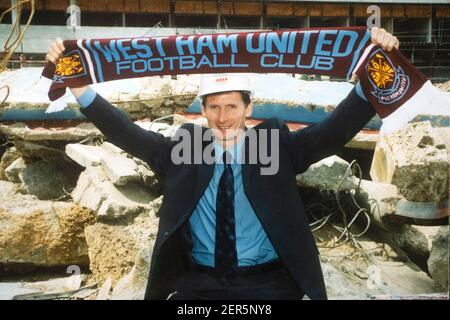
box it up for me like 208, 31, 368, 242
202, 91, 251, 108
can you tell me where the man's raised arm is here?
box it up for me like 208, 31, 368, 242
283, 28, 399, 173
46, 40, 172, 176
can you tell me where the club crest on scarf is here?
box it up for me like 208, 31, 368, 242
366, 48, 410, 105
53, 49, 86, 83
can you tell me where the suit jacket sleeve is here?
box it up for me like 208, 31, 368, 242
282, 87, 376, 174
79, 93, 172, 176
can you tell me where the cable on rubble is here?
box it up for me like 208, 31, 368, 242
307, 160, 372, 251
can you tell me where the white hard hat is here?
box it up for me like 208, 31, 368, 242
198, 73, 253, 99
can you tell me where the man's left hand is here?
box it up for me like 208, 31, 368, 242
370, 27, 400, 52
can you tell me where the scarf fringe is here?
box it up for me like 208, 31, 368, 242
45, 97, 68, 113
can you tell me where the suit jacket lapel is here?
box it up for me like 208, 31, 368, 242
242, 126, 256, 191
191, 126, 215, 209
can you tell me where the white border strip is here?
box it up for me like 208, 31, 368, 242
77, 39, 98, 84
350, 43, 376, 76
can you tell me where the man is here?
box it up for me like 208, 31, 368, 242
46, 28, 399, 300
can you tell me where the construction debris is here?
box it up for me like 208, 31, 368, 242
316, 224, 438, 299
370, 121, 449, 205
0, 122, 102, 142
3, 156, 80, 200
296, 155, 359, 191
0, 146, 19, 180
357, 179, 405, 229
67, 141, 161, 220
13, 283, 98, 300
0, 180, 96, 267
84, 204, 159, 288
428, 226, 449, 290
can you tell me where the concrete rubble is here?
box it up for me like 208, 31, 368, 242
357, 179, 405, 229
296, 155, 360, 191
0, 180, 96, 268
380, 224, 448, 290
427, 226, 449, 291
370, 121, 449, 204
0, 122, 102, 142
296, 155, 406, 229
87, 209, 159, 301
12, 158, 78, 200
0, 146, 20, 180
62, 137, 163, 300
84, 207, 159, 287
319, 239, 438, 299
0, 274, 97, 300
67, 143, 160, 219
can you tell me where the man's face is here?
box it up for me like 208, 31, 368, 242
201, 91, 253, 142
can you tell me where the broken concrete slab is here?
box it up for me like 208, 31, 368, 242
136, 120, 179, 137
0, 122, 102, 142
4, 157, 26, 183
12, 283, 98, 300
0, 283, 40, 300
319, 238, 438, 299
67, 142, 159, 187
0, 146, 20, 180
370, 121, 449, 204
97, 198, 143, 220
101, 154, 140, 185
71, 167, 154, 220
133, 159, 158, 188
0, 180, 96, 268
344, 131, 378, 150
13, 140, 67, 161
373, 262, 438, 297
397, 225, 443, 257
385, 224, 446, 278
22, 274, 87, 293
6, 157, 80, 200
109, 247, 152, 300
434, 127, 450, 151
71, 169, 107, 212
428, 226, 449, 291
296, 155, 359, 191
101, 141, 124, 155
18, 159, 79, 200
96, 277, 112, 300
65, 143, 105, 168
0, 179, 19, 196
109, 266, 144, 300
356, 179, 405, 229
84, 206, 159, 287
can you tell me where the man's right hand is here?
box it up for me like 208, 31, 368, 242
45, 38, 88, 98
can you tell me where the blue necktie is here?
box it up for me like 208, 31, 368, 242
215, 151, 238, 275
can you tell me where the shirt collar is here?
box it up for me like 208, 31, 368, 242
213, 133, 246, 165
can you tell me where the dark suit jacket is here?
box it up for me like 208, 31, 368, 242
80, 88, 375, 300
